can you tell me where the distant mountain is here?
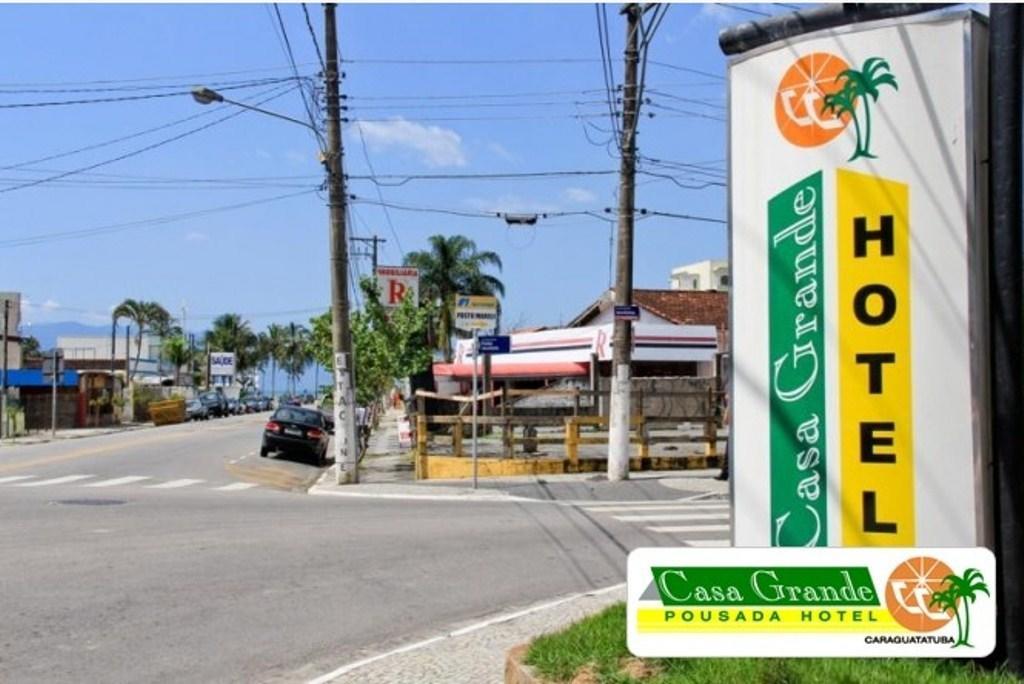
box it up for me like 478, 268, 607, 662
21, 321, 110, 349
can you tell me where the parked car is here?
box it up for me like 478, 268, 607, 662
242, 396, 261, 413
226, 398, 241, 415
185, 398, 208, 421
260, 406, 332, 466
199, 390, 228, 418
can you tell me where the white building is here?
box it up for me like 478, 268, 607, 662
58, 333, 165, 379
669, 259, 730, 291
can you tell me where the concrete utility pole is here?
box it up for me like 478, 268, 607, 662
607, 3, 641, 481
351, 235, 386, 274
325, 3, 359, 484
1, 300, 9, 440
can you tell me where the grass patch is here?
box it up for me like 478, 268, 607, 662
525, 603, 1020, 684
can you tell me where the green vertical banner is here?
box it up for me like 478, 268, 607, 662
767, 171, 827, 546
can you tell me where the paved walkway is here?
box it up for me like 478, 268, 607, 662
0, 423, 148, 447
307, 584, 625, 684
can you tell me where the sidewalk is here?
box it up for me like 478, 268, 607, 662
306, 584, 625, 684
0, 423, 148, 447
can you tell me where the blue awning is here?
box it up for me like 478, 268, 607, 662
0, 369, 79, 388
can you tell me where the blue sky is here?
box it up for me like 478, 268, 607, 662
1, 3, 781, 342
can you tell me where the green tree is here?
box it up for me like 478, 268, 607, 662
112, 299, 171, 382
280, 322, 312, 395
263, 323, 289, 398
204, 313, 259, 378
309, 279, 434, 405
821, 57, 898, 161
163, 335, 191, 386
403, 234, 504, 360
19, 334, 41, 361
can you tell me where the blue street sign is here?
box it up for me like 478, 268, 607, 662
477, 335, 511, 355
614, 305, 641, 321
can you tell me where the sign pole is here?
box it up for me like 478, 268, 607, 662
472, 327, 479, 490
50, 348, 58, 437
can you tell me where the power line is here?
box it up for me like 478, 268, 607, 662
0, 85, 302, 195
0, 75, 305, 96
0, 78, 296, 109
0, 82, 297, 172
641, 209, 727, 224
301, 4, 326, 72
0, 188, 317, 248
647, 60, 725, 80
0, 63, 321, 88
270, 3, 325, 149
719, 3, 772, 17
354, 125, 404, 258
346, 168, 617, 187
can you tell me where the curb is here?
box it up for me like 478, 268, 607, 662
505, 643, 553, 684
0, 423, 150, 447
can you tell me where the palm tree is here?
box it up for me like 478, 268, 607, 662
821, 57, 898, 161
112, 299, 171, 382
163, 336, 191, 386
403, 234, 505, 360
943, 569, 990, 647
265, 323, 289, 399
205, 314, 258, 378
280, 323, 312, 394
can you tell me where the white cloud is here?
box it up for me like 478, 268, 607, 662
354, 118, 467, 167
487, 142, 519, 163
563, 187, 597, 204
185, 231, 209, 243
42, 299, 60, 311
463, 193, 561, 216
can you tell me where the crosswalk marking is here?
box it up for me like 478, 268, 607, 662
0, 475, 36, 484
145, 479, 205, 489
213, 482, 259, 491
647, 524, 731, 533
84, 476, 152, 488
16, 474, 93, 487
612, 512, 729, 522
583, 503, 729, 513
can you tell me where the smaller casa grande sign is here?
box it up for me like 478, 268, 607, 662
628, 547, 996, 658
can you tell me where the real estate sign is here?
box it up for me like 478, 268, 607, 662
375, 266, 419, 308
730, 13, 990, 547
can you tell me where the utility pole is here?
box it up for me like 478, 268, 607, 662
110, 318, 117, 395
1, 299, 9, 440
325, 3, 359, 484
989, 3, 1024, 673
607, 3, 641, 481
351, 235, 386, 274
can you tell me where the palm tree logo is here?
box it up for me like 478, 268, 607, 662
929, 568, 991, 648
821, 57, 899, 161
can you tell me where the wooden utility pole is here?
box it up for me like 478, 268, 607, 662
607, 3, 641, 481
325, 3, 358, 483
351, 235, 386, 273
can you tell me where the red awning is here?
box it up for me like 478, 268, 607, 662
433, 361, 589, 379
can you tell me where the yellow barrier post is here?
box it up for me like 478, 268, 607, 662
705, 386, 718, 457
416, 413, 428, 479
639, 416, 650, 458
565, 417, 580, 472
453, 417, 464, 457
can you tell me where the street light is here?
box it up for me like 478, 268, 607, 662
191, 46, 359, 484
190, 86, 322, 134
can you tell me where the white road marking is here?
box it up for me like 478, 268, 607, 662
15, 474, 93, 487
214, 482, 259, 491
146, 478, 205, 489
305, 582, 625, 684
581, 503, 729, 513
84, 476, 152, 488
647, 524, 731, 533
0, 475, 36, 484
612, 512, 729, 522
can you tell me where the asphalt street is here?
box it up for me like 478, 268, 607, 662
0, 415, 725, 682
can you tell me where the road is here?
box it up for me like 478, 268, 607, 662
0, 414, 724, 682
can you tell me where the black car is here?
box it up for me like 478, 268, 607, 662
261, 407, 331, 466
199, 390, 228, 418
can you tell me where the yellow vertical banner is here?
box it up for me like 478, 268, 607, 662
837, 169, 914, 546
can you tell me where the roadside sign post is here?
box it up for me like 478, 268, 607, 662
44, 348, 63, 438
453, 295, 499, 490
471, 328, 479, 490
